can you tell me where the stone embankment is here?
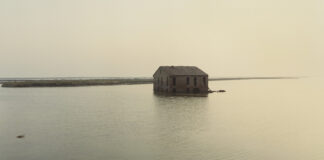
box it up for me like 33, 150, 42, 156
1, 79, 153, 87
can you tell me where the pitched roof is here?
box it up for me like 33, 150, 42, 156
154, 66, 208, 76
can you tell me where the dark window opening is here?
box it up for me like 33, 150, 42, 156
186, 77, 190, 85
173, 88, 176, 93
194, 77, 197, 86
203, 77, 206, 86
173, 77, 176, 86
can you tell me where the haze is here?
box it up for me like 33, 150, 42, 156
0, 0, 323, 77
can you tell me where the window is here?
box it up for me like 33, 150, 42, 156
173, 77, 176, 86
173, 88, 176, 93
161, 77, 163, 85
186, 77, 189, 85
203, 77, 206, 86
194, 77, 197, 86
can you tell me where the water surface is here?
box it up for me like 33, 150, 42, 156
1, 78, 324, 160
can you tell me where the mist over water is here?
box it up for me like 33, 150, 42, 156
1, 78, 323, 160
1, 0, 323, 159
1, 0, 324, 77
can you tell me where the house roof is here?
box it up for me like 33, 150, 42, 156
153, 66, 208, 76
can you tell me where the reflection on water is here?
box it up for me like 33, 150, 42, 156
153, 95, 209, 136
1, 78, 324, 160
153, 95, 209, 159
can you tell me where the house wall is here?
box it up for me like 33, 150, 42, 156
168, 75, 208, 93
153, 69, 170, 92
154, 69, 208, 93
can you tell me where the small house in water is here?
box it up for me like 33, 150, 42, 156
153, 66, 208, 94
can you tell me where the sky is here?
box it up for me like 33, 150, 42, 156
0, 0, 323, 78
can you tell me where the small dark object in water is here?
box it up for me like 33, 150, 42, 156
17, 135, 25, 139
217, 90, 226, 93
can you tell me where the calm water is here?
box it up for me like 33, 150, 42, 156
1, 78, 324, 160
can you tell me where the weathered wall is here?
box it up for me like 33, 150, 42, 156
154, 69, 208, 93
168, 76, 208, 93
153, 69, 170, 92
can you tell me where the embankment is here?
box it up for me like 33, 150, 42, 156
1, 79, 153, 87
1, 77, 298, 88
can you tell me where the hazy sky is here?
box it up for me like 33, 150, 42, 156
0, 0, 323, 77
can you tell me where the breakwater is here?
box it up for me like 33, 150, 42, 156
1, 79, 153, 87
0, 77, 298, 87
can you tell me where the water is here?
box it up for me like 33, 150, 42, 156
1, 78, 324, 160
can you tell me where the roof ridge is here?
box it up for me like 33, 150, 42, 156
155, 66, 208, 76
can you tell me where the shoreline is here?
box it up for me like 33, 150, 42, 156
1, 79, 153, 87
0, 77, 298, 88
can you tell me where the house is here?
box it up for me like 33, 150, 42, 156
153, 66, 208, 94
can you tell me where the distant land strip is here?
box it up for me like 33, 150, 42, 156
209, 76, 299, 81
0, 77, 299, 88
0, 79, 152, 87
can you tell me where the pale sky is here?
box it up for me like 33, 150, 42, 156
0, 0, 323, 77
